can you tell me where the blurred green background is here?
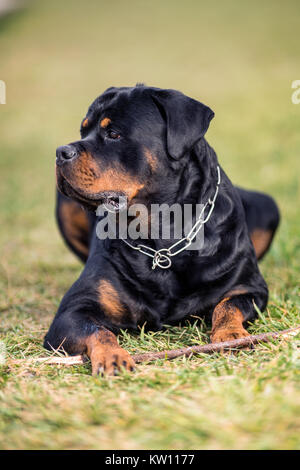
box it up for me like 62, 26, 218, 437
0, 0, 299, 450
1, 0, 299, 260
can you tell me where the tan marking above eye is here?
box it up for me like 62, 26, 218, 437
82, 118, 89, 128
100, 117, 111, 128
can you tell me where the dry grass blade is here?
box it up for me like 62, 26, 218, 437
10, 326, 300, 366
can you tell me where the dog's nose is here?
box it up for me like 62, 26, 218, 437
56, 145, 77, 165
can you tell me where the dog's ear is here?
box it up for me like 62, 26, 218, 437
151, 89, 214, 160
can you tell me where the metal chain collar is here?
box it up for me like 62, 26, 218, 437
121, 166, 221, 270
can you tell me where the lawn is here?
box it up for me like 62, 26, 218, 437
0, 0, 299, 450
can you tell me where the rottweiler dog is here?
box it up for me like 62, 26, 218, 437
44, 85, 280, 375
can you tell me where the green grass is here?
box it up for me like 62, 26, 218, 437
0, 0, 299, 450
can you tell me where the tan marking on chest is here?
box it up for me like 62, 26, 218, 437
144, 148, 158, 171
98, 280, 124, 321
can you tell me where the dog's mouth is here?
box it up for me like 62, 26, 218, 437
56, 169, 127, 213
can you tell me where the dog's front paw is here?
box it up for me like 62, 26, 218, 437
90, 346, 136, 376
210, 327, 250, 343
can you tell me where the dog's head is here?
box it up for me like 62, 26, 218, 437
56, 85, 214, 210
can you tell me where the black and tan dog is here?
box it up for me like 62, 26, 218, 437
45, 85, 280, 375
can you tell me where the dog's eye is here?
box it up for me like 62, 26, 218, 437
106, 130, 121, 140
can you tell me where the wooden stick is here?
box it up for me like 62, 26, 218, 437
133, 326, 300, 362
10, 326, 300, 366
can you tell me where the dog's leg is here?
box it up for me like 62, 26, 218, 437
210, 295, 257, 343
44, 307, 135, 376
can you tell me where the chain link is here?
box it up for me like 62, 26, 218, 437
121, 166, 221, 270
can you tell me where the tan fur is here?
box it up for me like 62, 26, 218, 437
224, 287, 248, 298
85, 329, 135, 375
100, 117, 111, 128
98, 280, 124, 322
250, 229, 273, 259
144, 148, 158, 171
82, 118, 89, 128
59, 200, 89, 257
210, 298, 249, 343
61, 152, 144, 201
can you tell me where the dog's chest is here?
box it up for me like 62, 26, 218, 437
119, 269, 215, 329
